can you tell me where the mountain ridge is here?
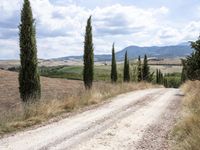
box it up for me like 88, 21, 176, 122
56, 43, 193, 61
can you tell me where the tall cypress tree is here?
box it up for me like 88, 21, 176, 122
137, 56, 142, 82
156, 69, 159, 84
160, 70, 164, 84
83, 16, 94, 89
111, 43, 118, 83
142, 54, 150, 81
123, 51, 130, 82
127, 60, 130, 82
19, 0, 41, 102
156, 69, 163, 84
163, 78, 168, 88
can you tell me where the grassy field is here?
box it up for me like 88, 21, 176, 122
40, 64, 125, 81
40, 62, 182, 82
172, 81, 200, 150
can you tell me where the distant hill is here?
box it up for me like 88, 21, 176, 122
57, 43, 193, 61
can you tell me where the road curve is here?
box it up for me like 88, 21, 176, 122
0, 88, 182, 150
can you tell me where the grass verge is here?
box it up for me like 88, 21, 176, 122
0, 82, 158, 136
172, 80, 200, 150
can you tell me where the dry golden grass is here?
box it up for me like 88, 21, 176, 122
0, 70, 82, 114
172, 80, 200, 150
0, 70, 159, 135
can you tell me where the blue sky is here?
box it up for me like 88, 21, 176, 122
0, 0, 200, 59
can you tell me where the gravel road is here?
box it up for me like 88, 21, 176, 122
0, 88, 182, 150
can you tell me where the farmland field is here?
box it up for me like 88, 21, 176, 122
0, 70, 83, 115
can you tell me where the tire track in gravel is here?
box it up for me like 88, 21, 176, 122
47, 89, 165, 150
135, 92, 183, 150
70, 89, 182, 150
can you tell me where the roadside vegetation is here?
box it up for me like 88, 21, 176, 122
163, 73, 182, 88
172, 81, 200, 150
172, 36, 200, 149
0, 82, 157, 135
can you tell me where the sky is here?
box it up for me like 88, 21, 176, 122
1, 0, 200, 59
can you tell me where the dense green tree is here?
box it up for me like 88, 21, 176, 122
137, 56, 142, 82
182, 37, 200, 80
123, 51, 130, 82
142, 54, 150, 81
19, 0, 41, 102
83, 16, 94, 89
111, 43, 118, 83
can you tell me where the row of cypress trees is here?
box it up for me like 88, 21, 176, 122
156, 69, 164, 84
83, 16, 152, 88
111, 47, 152, 83
155, 69, 172, 88
19, 0, 172, 103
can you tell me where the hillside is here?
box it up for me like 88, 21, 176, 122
116, 45, 192, 60
0, 70, 82, 114
57, 44, 193, 61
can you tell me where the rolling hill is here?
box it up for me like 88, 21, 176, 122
57, 43, 193, 61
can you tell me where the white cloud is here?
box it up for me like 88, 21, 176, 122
0, 0, 199, 59
0, 0, 21, 19
0, 39, 18, 59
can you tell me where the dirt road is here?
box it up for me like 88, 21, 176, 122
0, 88, 182, 150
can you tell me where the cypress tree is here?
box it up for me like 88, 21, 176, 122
123, 51, 130, 82
127, 60, 130, 82
163, 78, 168, 88
142, 54, 150, 81
137, 56, 142, 82
156, 69, 159, 84
19, 0, 41, 102
158, 69, 164, 84
111, 43, 118, 83
158, 70, 161, 84
83, 16, 94, 89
